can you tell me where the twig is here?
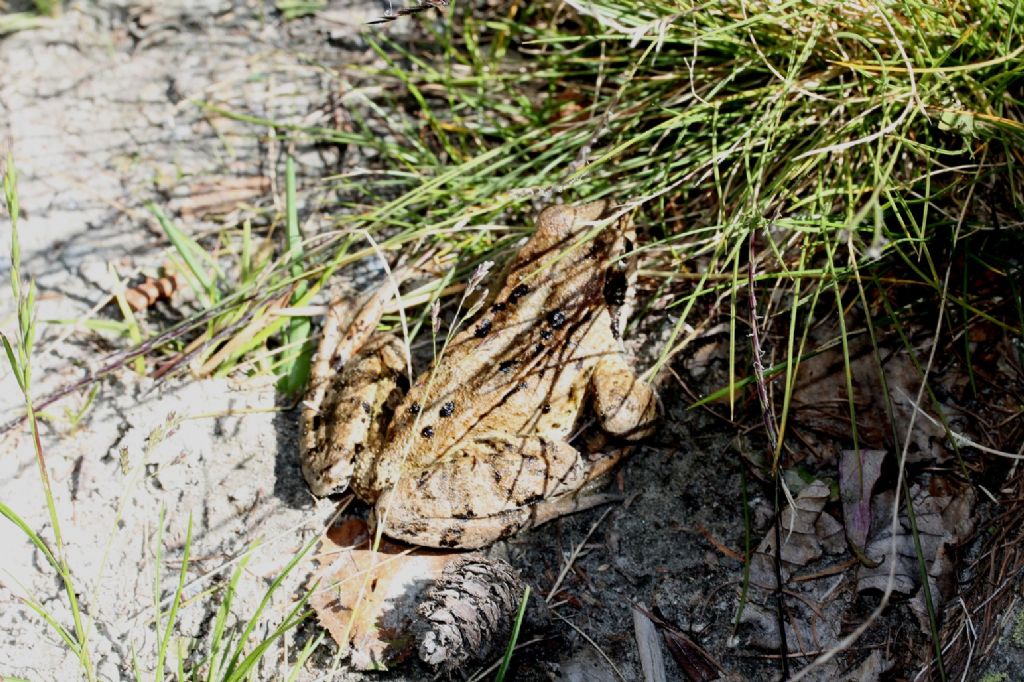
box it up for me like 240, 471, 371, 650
545, 506, 615, 603
550, 610, 629, 682
747, 229, 789, 679
367, 0, 449, 25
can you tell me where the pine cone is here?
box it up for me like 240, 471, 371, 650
417, 555, 545, 671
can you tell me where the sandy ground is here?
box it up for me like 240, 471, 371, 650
2, 2, 1023, 681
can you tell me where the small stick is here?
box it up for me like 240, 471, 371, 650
747, 229, 790, 679
367, 0, 450, 25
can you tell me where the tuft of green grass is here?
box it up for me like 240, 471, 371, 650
154, 511, 192, 682
182, 534, 318, 682
3, 155, 318, 682
184, 0, 1024, 398
278, 155, 314, 396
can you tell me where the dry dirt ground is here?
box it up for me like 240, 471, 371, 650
2, 3, 1023, 682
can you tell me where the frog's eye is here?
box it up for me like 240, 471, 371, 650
603, 268, 628, 306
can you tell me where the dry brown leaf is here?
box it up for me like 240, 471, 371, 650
309, 519, 460, 670
750, 480, 843, 587
790, 323, 964, 466
856, 479, 976, 632
740, 481, 848, 655
839, 449, 887, 554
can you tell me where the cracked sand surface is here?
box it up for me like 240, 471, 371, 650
0, 3, 358, 678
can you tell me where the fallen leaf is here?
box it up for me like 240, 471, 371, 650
839, 449, 886, 554
790, 320, 965, 466
740, 480, 849, 656
750, 480, 843, 587
856, 479, 976, 634
309, 519, 460, 670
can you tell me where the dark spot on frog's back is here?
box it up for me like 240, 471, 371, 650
540, 329, 553, 341
439, 527, 464, 548
491, 302, 507, 313
509, 283, 529, 303
498, 359, 517, 373
474, 318, 492, 338
603, 269, 628, 306
439, 401, 455, 418
542, 404, 551, 414
409, 402, 421, 415
421, 426, 434, 438
548, 310, 566, 329
360, 401, 372, 414
495, 380, 528, 407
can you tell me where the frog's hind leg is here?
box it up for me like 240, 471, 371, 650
371, 434, 625, 548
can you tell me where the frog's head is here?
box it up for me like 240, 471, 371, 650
534, 199, 610, 246
525, 199, 632, 270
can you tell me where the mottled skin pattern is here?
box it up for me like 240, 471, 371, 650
300, 201, 658, 548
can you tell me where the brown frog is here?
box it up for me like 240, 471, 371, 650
300, 200, 658, 548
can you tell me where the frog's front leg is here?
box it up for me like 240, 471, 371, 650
300, 285, 408, 497
370, 434, 609, 548
590, 353, 658, 439
300, 333, 406, 496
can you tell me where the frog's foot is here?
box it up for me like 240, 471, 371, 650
369, 434, 630, 548
300, 333, 407, 496
590, 354, 658, 439
526, 489, 623, 527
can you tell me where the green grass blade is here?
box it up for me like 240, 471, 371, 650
277, 155, 313, 395
148, 202, 215, 296
155, 514, 192, 681
495, 585, 530, 682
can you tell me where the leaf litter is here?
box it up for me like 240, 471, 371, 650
309, 518, 537, 673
